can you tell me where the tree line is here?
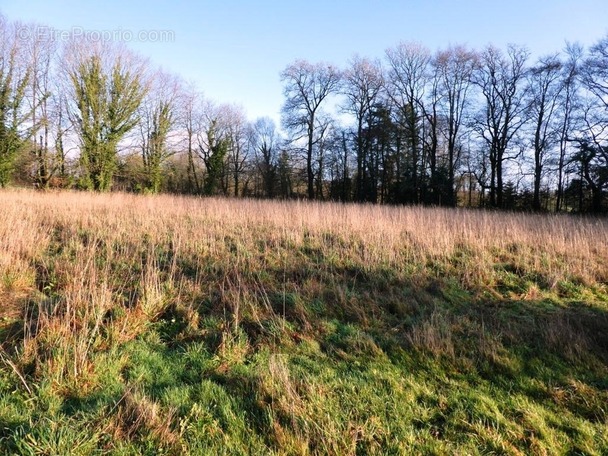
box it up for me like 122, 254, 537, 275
1, 14, 607, 212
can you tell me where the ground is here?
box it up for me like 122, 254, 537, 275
0, 189, 607, 455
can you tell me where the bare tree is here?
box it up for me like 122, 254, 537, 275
25, 22, 59, 188
178, 85, 204, 193
582, 35, 608, 110
250, 116, 280, 198
385, 42, 431, 203
473, 44, 530, 208
220, 104, 249, 197
433, 45, 478, 206
281, 60, 341, 199
342, 56, 384, 202
556, 43, 584, 212
526, 54, 564, 211
573, 35, 608, 212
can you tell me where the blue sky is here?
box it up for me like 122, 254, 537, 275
3, 0, 607, 122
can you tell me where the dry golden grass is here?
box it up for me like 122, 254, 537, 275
1, 187, 606, 295
0, 187, 605, 377
1, 188, 607, 454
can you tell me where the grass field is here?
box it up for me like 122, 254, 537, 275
0, 188, 607, 455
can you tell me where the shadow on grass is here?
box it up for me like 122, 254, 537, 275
2, 254, 608, 454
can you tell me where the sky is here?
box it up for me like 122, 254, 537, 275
2, 0, 607, 123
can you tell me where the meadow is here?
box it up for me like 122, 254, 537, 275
0, 189, 607, 455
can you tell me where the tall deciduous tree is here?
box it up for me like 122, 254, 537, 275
221, 104, 249, 197
385, 42, 431, 204
342, 56, 384, 202
555, 43, 583, 212
582, 35, 608, 111
575, 35, 608, 212
434, 45, 478, 206
179, 85, 204, 193
526, 54, 563, 211
250, 117, 280, 198
67, 43, 146, 191
473, 45, 529, 208
26, 23, 58, 188
281, 60, 341, 199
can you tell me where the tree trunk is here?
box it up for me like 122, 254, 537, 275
307, 118, 315, 199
